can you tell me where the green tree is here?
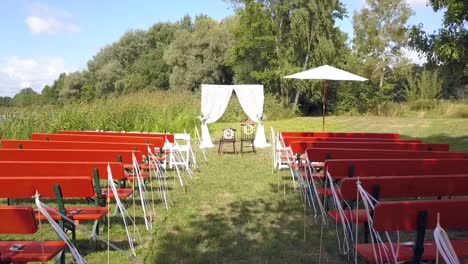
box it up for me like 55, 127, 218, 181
353, 0, 413, 88
59, 71, 87, 102
12, 88, 41, 107
227, 0, 346, 108
164, 16, 234, 91
0, 97, 12, 107
409, 0, 468, 97
41, 72, 67, 104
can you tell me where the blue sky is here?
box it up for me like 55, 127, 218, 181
0, 0, 443, 96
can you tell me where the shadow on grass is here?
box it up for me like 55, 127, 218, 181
147, 193, 342, 263
403, 133, 468, 152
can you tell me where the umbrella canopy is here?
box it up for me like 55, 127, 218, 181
283, 65, 367, 131
284, 65, 367, 81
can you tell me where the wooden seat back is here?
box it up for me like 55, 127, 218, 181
2, 140, 155, 156
0, 161, 125, 180
373, 199, 468, 231
0, 149, 143, 164
57, 130, 175, 143
0, 176, 95, 199
325, 159, 468, 180
283, 137, 421, 148
306, 148, 468, 163
340, 175, 468, 200
280, 132, 400, 139
31, 133, 164, 149
0, 206, 38, 234
289, 141, 449, 154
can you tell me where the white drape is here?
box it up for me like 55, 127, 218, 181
200, 85, 234, 148
234, 85, 270, 148
199, 84, 270, 149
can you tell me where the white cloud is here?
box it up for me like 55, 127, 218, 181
402, 47, 427, 65
0, 56, 73, 97
25, 2, 80, 35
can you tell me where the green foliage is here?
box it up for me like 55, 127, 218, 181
59, 71, 87, 102
352, 0, 413, 87
164, 16, 234, 91
409, 0, 468, 97
7, 4, 464, 118
11, 88, 41, 107
404, 69, 442, 101
0, 91, 297, 140
227, 0, 346, 108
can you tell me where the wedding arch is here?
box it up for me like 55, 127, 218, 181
199, 84, 269, 149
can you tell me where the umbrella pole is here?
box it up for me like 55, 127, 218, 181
322, 80, 327, 131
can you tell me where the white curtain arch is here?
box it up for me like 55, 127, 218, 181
234, 85, 270, 148
200, 85, 234, 148
233, 85, 263, 122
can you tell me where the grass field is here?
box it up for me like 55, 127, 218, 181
1, 116, 467, 263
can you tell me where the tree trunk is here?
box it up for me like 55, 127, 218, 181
293, 90, 300, 108
379, 73, 384, 88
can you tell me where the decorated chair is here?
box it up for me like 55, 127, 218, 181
240, 123, 256, 153
218, 128, 236, 155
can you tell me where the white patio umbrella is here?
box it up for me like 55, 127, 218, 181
284, 65, 367, 131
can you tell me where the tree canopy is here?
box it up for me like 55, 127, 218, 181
6, 0, 466, 115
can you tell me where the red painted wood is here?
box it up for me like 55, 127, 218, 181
2, 139, 155, 156
340, 175, 468, 200
280, 131, 400, 139
282, 137, 421, 148
325, 159, 468, 180
31, 133, 165, 149
0, 161, 126, 180
306, 148, 468, 163
0, 176, 95, 198
289, 141, 449, 154
57, 129, 175, 143
0, 206, 38, 234
0, 149, 143, 164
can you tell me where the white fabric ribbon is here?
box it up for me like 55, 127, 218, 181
132, 153, 152, 231
107, 164, 138, 256
34, 193, 86, 264
434, 224, 460, 264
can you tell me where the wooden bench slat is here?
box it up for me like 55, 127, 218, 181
0, 241, 66, 263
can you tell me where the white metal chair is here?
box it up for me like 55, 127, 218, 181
273, 128, 290, 171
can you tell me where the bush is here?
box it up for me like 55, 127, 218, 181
0, 90, 297, 139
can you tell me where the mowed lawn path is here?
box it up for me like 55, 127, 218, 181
145, 117, 468, 263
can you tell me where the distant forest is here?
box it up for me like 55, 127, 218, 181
3, 0, 467, 115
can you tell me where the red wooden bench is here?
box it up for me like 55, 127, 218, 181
282, 137, 422, 148
328, 175, 468, 227
289, 141, 449, 153
1, 139, 155, 156
280, 132, 400, 139
0, 177, 109, 242
0, 161, 133, 199
324, 159, 468, 180
0, 148, 144, 168
306, 148, 468, 164
57, 130, 175, 143
31, 133, 165, 149
0, 206, 66, 264
355, 199, 468, 263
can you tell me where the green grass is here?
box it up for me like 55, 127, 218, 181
1, 116, 467, 263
